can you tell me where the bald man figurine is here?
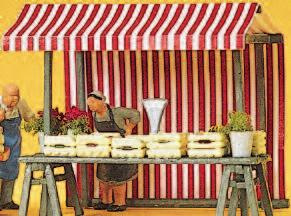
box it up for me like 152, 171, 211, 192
0, 84, 34, 210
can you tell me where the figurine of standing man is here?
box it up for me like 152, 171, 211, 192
0, 83, 34, 210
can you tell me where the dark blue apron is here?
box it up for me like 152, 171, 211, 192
0, 114, 21, 180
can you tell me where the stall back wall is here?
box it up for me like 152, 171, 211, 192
63, 43, 285, 201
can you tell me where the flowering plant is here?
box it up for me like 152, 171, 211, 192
61, 106, 92, 135
23, 106, 92, 136
23, 108, 64, 135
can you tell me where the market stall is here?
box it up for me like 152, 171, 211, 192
2, 2, 288, 208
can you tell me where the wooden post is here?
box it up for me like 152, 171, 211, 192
44, 51, 53, 135
233, 50, 244, 111
255, 44, 266, 130
76, 51, 89, 207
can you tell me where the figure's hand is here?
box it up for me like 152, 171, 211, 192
0, 109, 5, 122
0, 127, 3, 134
124, 119, 136, 136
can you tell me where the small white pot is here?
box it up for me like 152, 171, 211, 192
230, 131, 253, 157
38, 132, 45, 154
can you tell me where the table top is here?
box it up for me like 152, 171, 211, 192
19, 154, 270, 165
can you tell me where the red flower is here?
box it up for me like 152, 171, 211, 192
63, 106, 89, 121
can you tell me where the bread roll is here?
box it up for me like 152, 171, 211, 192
187, 141, 227, 149
146, 141, 186, 149
188, 132, 226, 142
44, 135, 76, 147
76, 145, 111, 157
76, 134, 111, 146
44, 146, 77, 157
112, 138, 146, 149
187, 148, 227, 158
111, 149, 146, 158
146, 149, 187, 158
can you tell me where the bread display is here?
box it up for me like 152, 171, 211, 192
76, 134, 113, 157
145, 133, 187, 158
44, 135, 76, 157
252, 131, 267, 155
187, 132, 228, 158
111, 137, 146, 158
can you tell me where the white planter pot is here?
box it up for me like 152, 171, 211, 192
38, 132, 45, 154
230, 131, 253, 157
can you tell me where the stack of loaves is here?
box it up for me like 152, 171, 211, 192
111, 136, 146, 158
252, 131, 267, 156
146, 133, 188, 158
76, 133, 120, 157
187, 132, 229, 158
44, 135, 76, 157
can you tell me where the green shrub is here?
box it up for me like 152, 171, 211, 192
227, 111, 253, 132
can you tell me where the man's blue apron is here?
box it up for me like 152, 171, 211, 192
0, 114, 21, 180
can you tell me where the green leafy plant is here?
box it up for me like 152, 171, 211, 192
209, 112, 253, 135
23, 108, 64, 135
226, 111, 253, 132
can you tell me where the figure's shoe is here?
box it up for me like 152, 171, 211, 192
0, 201, 19, 209
93, 202, 112, 210
107, 204, 127, 212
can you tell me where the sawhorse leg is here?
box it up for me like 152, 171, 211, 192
244, 166, 259, 216
257, 163, 273, 216
19, 163, 32, 216
44, 164, 62, 216
64, 164, 83, 216
216, 165, 231, 216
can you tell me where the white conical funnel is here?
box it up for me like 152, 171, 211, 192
142, 98, 168, 134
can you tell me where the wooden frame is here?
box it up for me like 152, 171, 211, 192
42, 33, 288, 209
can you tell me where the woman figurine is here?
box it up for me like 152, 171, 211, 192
87, 91, 140, 212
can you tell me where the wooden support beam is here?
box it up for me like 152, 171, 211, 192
233, 50, 244, 112
246, 34, 283, 44
92, 198, 290, 209
75, 51, 89, 207
255, 44, 266, 130
44, 51, 53, 135
76, 52, 86, 110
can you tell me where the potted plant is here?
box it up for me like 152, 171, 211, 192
61, 106, 92, 135
226, 111, 254, 157
23, 108, 65, 153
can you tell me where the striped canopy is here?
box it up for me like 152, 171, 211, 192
2, 3, 259, 51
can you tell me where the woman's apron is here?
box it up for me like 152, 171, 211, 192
0, 114, 21, 180
94, 105, 138, 185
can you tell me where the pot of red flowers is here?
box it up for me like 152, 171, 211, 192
23, 108, 64, 153
61, 106, 92, 136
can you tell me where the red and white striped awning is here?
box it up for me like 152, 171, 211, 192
2, 3, 259, 51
